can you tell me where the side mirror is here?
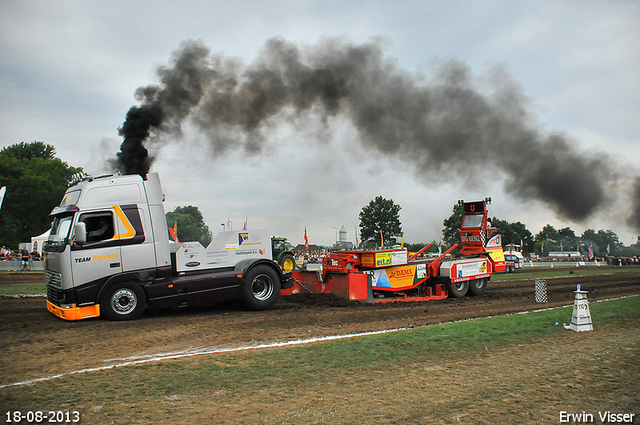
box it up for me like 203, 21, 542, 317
74, 222, 87, 245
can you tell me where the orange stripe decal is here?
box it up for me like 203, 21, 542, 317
112, 205, 136, 240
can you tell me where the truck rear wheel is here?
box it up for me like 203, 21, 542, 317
243, 265, 281, 310
101, 281, 146, 321
448, 280, 469, 298
467, 278, 488, 296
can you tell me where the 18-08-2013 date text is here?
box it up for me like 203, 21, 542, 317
5, 411, 80, 423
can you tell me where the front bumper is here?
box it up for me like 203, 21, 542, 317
46, 300, 100, 321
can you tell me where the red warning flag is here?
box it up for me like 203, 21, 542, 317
304, 227, 309, 250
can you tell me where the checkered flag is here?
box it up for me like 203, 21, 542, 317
535, 279, 548, 303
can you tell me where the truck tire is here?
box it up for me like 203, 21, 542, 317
243, 265, 281, 311
448, 280, 469, 298
278, 253, 296, 271
467, 278, 488, 296
101, 281, 146, 321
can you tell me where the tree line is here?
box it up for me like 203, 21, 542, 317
441, 203, 638, 257
359, 197, 639, 257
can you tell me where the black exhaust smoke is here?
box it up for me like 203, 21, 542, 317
628, 177, 640, 231
116, 103, 162, 176
112, 37, 638, 228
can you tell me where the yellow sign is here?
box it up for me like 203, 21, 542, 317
362, 252, 393, 268
386, 265, 415, 287
375, 252, 392, 267
486, 247, 505, 263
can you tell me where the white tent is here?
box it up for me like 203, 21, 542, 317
31, 229, 50, 256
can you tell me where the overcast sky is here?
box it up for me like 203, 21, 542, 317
1, 0, 639, 247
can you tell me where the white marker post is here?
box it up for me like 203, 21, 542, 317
568, 284, 593, 332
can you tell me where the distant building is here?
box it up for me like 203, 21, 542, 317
333, 225, 354, 251
338, 226, 347, 242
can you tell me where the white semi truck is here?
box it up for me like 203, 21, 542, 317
44, 172, 292, 321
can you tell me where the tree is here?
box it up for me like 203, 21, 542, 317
358, 196, 402, 247
165, 205, 212, 246
405, 241, 440, 254
491, 218, 534, 253
580, 229, 622, 257
599, 230, 623, 256
620, 239, 640, 257
534, 224, 559, 255
442, 203, 463, 250
0, 142, 56, 160
557, 227, 578, 252
0, 142, 82, 248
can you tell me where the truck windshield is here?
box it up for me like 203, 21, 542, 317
46, 214, 74, 251
461, 214, 484, 229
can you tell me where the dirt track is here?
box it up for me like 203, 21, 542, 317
1, 268, 640, 387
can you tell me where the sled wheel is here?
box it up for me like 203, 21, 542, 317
467, 278, 488, 296
448, 280, 469, 298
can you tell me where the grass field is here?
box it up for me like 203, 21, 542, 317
2, 295, 638, 423
0, 271, 45, 295
0, 282, 46, 295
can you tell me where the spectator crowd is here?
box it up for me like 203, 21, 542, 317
1, 245, 43, 271
1, 245, 41, 261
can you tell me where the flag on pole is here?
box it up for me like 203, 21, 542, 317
380, 230, 384, 248
304, 227, 309, 250
0, 186, 5, 211
169, 219, 179, 242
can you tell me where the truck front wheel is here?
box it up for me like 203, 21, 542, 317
448, 280, 469, 298
243, 265, 281, 311
101, 281, 146, 321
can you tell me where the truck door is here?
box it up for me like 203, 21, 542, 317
113, 204, 154, 272
71, 211, 123, 287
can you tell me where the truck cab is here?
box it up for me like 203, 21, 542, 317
504, 244, 525, 269
45, 172, 291, 321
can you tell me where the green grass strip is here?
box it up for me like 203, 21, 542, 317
0, 282, 46, 295
1, 295, 638, 411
